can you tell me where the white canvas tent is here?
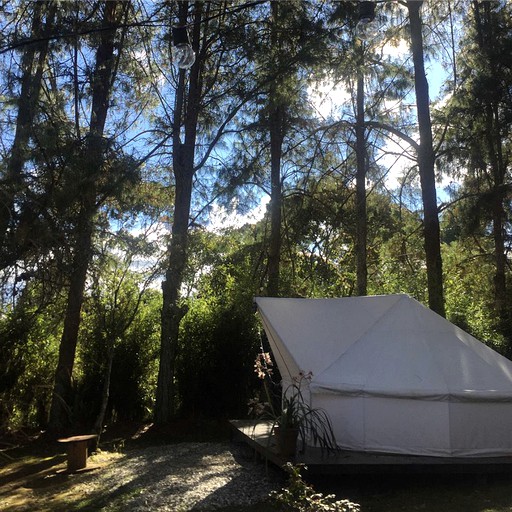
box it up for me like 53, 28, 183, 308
255, 294, 512, 458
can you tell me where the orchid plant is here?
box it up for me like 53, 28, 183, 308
250, 350, 338, 454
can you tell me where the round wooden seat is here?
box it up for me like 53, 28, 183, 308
58, 434, 97, 472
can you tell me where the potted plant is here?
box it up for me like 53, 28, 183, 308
274, 390, 301, 456
251, 352, 338, 458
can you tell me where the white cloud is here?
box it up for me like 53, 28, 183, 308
207, 196, 270, 233
381, 37, 409, 59
307, 78, 352, 120
376, 131, 455, 205
376, 134, 417, 190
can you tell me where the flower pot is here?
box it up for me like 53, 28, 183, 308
275, 426, 299, 457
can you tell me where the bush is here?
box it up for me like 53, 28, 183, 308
270, 463, 360, 512
177, 296, 260, 418
77, 287, 160, 427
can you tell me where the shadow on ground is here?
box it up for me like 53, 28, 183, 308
3, 422, 512, 512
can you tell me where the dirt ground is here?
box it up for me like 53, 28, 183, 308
0, 423, 151, 511
0, 420, 278, 512
0, 448, 124, 511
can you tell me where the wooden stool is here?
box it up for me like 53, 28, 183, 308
58, 434, 97, 472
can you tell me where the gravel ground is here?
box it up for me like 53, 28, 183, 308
70, 441, 284, 511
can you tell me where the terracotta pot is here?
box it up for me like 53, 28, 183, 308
275, 426, 299, 457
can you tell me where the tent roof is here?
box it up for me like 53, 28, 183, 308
255, 294, 512, 401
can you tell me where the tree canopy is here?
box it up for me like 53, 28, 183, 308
1, 0, 511, 433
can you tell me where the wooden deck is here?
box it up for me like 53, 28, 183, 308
229, 420, 512, 475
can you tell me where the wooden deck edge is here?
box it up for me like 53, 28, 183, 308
229, 419, 289, 468
229, 420, 512, 475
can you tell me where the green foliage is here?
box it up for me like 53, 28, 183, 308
443, 239, 506, 351
177, 294, 260, 418
176, 227, 264, 418
281, 178, 424, 300
2, 0, 512, 432
109, 291, 161, 421
77, 272, 161, 426
270, 463, 360, 512
0, 284, 62, 430
280, 177, 355, 298
435, 0, 512, 342
370, 204, 428, 302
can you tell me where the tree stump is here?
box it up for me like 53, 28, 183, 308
58, 434, 97, 472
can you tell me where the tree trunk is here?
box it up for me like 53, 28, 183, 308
0, 2, 56, 269
492, 187, 508, 333
486, 104, 507, 329
156, 158, 194, 423
407, 1, 445, 317
267, 104, 284, 297
92, 341, 115, 451
473, 0, 510, 344
266, 0, 285, 298
49, 220, 94, 432
48, 1, 122, 434
155, 1, 203, 424
355, 71, 367, 296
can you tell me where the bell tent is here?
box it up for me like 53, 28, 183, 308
255, 294, 512, 458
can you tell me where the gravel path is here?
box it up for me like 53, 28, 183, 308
69, 441, 283, 511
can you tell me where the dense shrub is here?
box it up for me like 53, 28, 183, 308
177, 296, 260, 418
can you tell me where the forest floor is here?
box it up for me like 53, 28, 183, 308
2, 421, 512, 511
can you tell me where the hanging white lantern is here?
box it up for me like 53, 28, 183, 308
172, 26, 196, 69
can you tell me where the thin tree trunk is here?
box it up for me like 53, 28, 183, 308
492, 193, 508, 325
355, 71, 367, 296
267, 104, 284, 297
48, 1, 123, 434
407, 1, 445, 317
92, 342, 115, 451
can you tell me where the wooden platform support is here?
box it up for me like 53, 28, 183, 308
58, 434, 97, 472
